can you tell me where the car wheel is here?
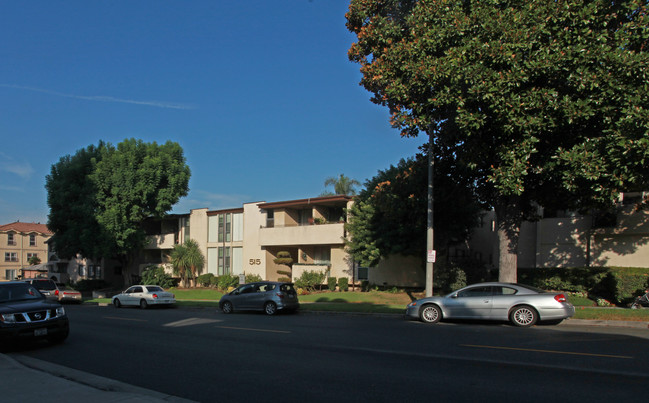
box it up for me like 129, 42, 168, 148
419, 304, 442, 324
113, 298, 121, 308
221, 301, 233, 314
264, 301, 277, 315
139, 299, 148, 309
510, 305, 538, 327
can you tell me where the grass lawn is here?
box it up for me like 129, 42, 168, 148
85, 288, 649, 322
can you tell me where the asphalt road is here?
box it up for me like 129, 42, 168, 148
7, 305, 649, 402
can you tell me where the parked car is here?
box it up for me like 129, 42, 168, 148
219, 281, 299, 315
56, 284, 83, 304
405, 282, 575, 327
112, 285, 176, 309
0, 281, 70, 344
24, 278, 59, 302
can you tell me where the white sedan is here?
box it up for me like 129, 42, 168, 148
112, 285, 176, 309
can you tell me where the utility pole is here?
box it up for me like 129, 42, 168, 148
425, 131, 435, 297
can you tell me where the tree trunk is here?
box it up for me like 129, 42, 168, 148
494, 196, 523, 283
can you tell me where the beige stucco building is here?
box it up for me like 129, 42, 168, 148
0, 222, 52, 281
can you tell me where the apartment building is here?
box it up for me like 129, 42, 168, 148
137, 195, 354, 284
0, 222, 52, 281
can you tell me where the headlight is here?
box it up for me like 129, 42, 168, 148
0, 313, 16, 323
56, 307, 66, 317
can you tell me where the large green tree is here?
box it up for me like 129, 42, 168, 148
46, 139, 190, 284
345, 150, 483, 267
346, 0, 649, 281
46, 142, 114, 260
92, 138, 191, 282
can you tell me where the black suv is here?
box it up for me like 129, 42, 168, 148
24, 278, 60, 301
0, 281, 70, 344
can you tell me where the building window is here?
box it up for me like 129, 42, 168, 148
79, 265, 86, 276
27, 253, 38, 261
7, 233, 15, 245
30, 234, 36, 246
5, 269, 17, 280
218, 215, 224, 242
218, 247, 231, 275
4, 252, 17, 262
217, 214, 232, 243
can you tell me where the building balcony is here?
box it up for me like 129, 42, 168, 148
145, 233, 176, 249
259, 222, 345, 247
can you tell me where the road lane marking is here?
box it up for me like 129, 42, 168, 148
164, 318, 222, 327
461, 344, 632, 359
216, 326, 291, 334
104, 316, 148, 322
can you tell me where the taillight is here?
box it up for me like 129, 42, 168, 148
276, 293, 284, 299
554, 294, 567, 303
55, 289, 59, 296
152, 294, 158, 299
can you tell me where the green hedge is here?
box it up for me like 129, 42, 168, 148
519, 267, 649, 305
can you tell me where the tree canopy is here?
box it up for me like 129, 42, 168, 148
345, 151, 483, 267
171, 239, 205, 287
46, 139, 191, 282
347, 0, 649, 280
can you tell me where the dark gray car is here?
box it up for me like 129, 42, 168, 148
219, 281, 299, 315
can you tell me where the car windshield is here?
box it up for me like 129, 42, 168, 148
32, 280, 56, 290
0, 283, 44, 303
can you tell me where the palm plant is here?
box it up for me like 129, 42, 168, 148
322, 174, 360, 196
171, 239, 205, 287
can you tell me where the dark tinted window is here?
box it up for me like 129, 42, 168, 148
31, 280, 56, 290
280, 284, 296, 293
457, 286, 492, 297
0, 284, 43, 302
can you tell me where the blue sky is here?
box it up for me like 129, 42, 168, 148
0, 1, 423, 225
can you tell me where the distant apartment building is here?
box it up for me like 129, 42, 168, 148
136, 195, 355, 284
0, 222, 52, 281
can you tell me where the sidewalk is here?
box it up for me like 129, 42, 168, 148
0, 354, 196, 403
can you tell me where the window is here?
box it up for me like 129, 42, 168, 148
357, 267, 369, 281
457, 286, 492, 298
7, 233, 15, 245
218, 247, 231, 275
5, 269, 16, 280
4, 252, 17, 262
79, 265, 86, 276
29, 234, 36, 246
266, 210, 274, 228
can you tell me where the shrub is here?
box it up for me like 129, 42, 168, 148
73, 279, 109, 292
140, 265, 175, 288
245, 274, 263, 283
217, 274, 240, 291
338, 277, 349, 292
294, 270, 326, 291
327, 277, 337, 291
196, 273, 215, 287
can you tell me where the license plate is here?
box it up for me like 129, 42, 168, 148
34, 328, 47, 336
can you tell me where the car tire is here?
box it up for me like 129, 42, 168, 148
113, 299, 121, 308
264, 301, 277, 315
419, 304, 442, 324
509, 305, 538, 327
139, 299, 148, 309
221, 301, 233, 314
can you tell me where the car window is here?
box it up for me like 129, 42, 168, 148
146, 286, 164, 292
125, 287, 136, 293
32, 280, 56, 290
457, 286, 492, 298
280, 284, 295, 293
133, 287, 143, 293
492, 286, 517, 295
0, 284, 43, 302
239, 285, 255, 294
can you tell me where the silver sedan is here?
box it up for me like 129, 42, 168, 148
406, 282, 575, 327
112, 285, 176, 309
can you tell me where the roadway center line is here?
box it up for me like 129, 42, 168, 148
461, 344, 633, 359
103, 316, 148, 322
216, 326, 291, 334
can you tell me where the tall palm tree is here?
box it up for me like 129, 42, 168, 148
322, 174, 360, 196
171, 239, 205, 287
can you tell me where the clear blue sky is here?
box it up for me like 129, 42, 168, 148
0, 0, 423, 225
